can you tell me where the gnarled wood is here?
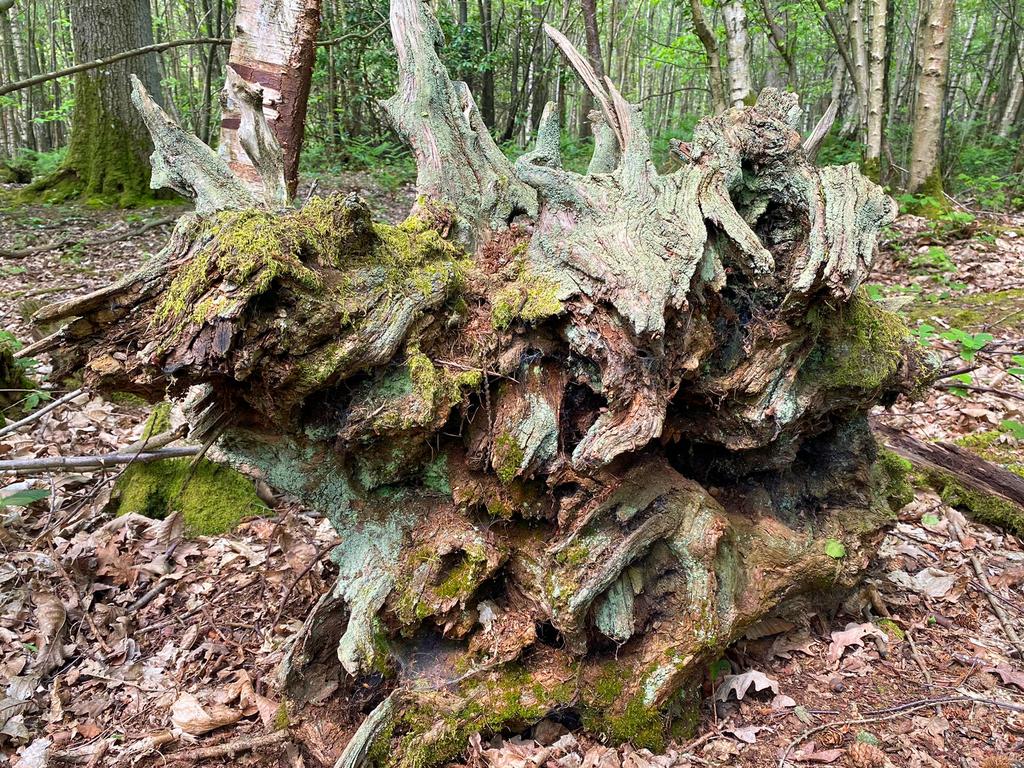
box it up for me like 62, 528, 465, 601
36, 8, 935, 766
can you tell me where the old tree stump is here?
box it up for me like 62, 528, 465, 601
37, 0, 935, 763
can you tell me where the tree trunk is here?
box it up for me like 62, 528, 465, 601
31, 0, 163, 205
864, 0, 887, 179
38, 4, 930, 764
578, 0, 605, 138
217, 0, 321, 201
997, 35, 1024, 138
689, 0, 727, 114
907, 0, 954, 200
849, 0, 869, 135
723, 0, 752, 107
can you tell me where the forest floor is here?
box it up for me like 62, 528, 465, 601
0, 178, 1023, 768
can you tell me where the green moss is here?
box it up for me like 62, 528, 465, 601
433, 551, 486, 599
0, 338, 33, 424
906, 289, 1024, 334
580, 666, 665, 752
806, 292, 909, 391
875, 618, 905, 641
491, 264, 564, 331
555, 543, 590, 566
141, 402, 172, 440
908, 169, 950, 219
862, 156, 881, 184
272, 702, 290, 731
492, 432, 525, 485
921, 431, 1024, 536
936, 477, 1024, 537
391, 669, 547, 768
116, 457, 268, 536
873, 450, 915, 511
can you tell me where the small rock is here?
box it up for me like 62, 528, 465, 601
532, 718, 569, 746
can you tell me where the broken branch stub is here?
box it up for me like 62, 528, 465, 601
383, 0, 536, 242
43, 13, 935, 768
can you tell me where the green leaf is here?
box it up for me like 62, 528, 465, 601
921, 513, 941, 526
0, 488, 48, 508
708, 658, 731, 681
824, 539, 846, 559
1000, 419, 1024, 440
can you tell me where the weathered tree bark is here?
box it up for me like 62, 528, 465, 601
29, 0, 163, 206
907, 0, 954, 199
36, 2, 932, 764
217, 0, 321, 201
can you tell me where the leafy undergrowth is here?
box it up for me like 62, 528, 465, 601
1, 191, 1023, 768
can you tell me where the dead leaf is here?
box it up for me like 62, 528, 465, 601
794, 747, 844, 763
725, 725, 762, 743
827, 622, 887, 663
990, 664, 1024, 691
771, 694, 797, 710
170, 692, 242, 735
715, 669, 779, 701
888, 568, 956, 598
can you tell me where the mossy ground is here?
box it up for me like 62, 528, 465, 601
906, 288, 1024, 335
115, 457, 268, 536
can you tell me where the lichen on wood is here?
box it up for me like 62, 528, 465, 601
36, 3, 937, 764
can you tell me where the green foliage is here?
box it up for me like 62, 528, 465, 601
0, 488, 49, 509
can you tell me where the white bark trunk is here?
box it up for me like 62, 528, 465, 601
723, 0, 752, 107
997, 36, 1024, 138
907, 0, 954, 194
864, 0, 887, 166
217, 0, 321, 200
850, 0, 869, 134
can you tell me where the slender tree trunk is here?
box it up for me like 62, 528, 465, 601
217, 0, 321, 200
850, 0, 869, 135
864, 0, 887, 178
689, 0, 727, 114
478, 0, 495, 128
578, 0, 605, 136
907, 0, 955, 202
723, 0, 752, 106
966, 14, 1005, 127
997, 36, 1024, 138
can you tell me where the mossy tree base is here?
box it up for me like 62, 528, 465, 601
37, 4, 935, 764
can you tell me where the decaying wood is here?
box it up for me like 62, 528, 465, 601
875, 422, 1024, 510
33, 1, 936, 763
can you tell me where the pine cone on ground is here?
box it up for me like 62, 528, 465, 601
848, 741, 886, 768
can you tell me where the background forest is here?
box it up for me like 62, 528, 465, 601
0, 0, 1021, 212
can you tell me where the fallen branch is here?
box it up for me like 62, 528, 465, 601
0, 39, 230, 97
0, 387, 85, 439
0, 446, 198, 474
0, 215, 177, 259
873, 421, 1024, 510
165, 730, 289, 762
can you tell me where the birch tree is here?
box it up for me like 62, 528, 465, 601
907, 0, 955, 203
